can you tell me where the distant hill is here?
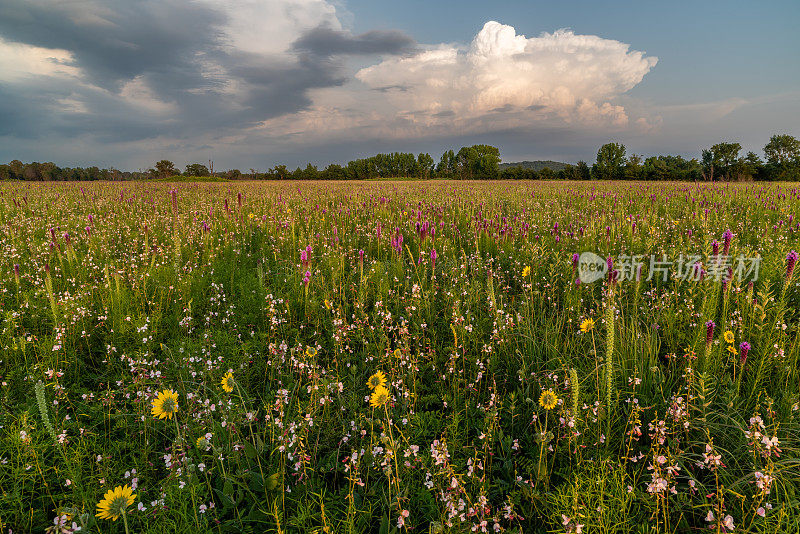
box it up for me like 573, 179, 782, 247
499, 160, 570, 172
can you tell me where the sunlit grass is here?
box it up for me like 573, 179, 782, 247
0, 180, 799, 533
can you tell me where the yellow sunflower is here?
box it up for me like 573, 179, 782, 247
367, 371, 387, 390
305, 346, 318, 357
539, 389, 559, 411
151, 389, 179, 420
369, 385, 390, 408
221, 372, 235, 393
196, 435, 210, 450
726, 345, 738, 355
522, 266, 531, 278
580, 318, 595, 333
723, 330, 735, 344
393, 348, 402, 358
96, 484, 135, 521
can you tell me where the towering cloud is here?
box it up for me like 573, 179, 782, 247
355, 21, 658, 127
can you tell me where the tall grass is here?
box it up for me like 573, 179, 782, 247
0, 180, 798, 533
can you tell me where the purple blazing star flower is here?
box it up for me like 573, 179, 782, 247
787, 250, 798, 280
712, 240, 719, 256
739, 342, 751, 366
722, 230, 733, 255
722, 267, 733, 292
705, 320, 715, 346
431, 249, 437, 269
607, 256, 617, 285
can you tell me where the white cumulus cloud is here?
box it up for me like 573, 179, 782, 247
354, 21, 657, 127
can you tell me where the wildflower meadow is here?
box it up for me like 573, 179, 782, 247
2, 180, 800, 533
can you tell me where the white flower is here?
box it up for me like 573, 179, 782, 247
722, 515, 735, 530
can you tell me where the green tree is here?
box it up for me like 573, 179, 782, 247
155, 160, 177, 178
764, 134, 800, 180
185, 163, 210, 177
454, 145, 500, 179
576, 161, 591, 180
592, 142, 626, 180
301, 163, 319, 180
269, 165, 289, 180
559, 164, 577, 180
436, 150, 457, 178
702, 142, 742, 181
8, 160, 24, 178
322, 164, 346, 180
539, 167, 556, 180
742, 152, 764, 181
417, 153, 434, 178
455, 147, 478, 179
473, 145, 501, 179
624, 154, 645, 180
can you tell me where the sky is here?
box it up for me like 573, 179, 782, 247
0, 0, 798, 171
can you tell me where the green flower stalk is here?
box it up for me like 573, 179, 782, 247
604, 301, 615, 440
44, 264, 59, 325
570, 368, 580, 418
35, 380, 58, 445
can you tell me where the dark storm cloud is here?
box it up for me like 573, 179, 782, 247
372, 84, 410, 93
0, 0, 414, 144
0, 0, 225, 93
292, 26, 416, 57
0, 78, 174, 142
225, 51, 346, 122
0, 84, 50, 138
491, 104, 515, 113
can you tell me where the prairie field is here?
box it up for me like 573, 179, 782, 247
3, 180, 800, 533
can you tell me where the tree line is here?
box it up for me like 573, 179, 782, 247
2, 135, 799, 181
